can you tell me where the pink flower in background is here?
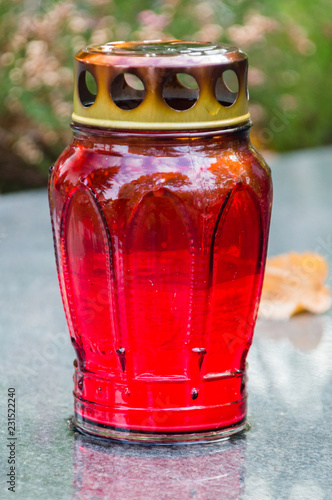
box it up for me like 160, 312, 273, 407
195, 24, 223, 42
136, 10, 172, 40
248, 67, 265, 87
287, 23, 316, 55
228, 13, 279, 47
138, 10, 171, 32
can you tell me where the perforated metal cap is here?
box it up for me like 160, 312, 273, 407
72, 40, 250, 130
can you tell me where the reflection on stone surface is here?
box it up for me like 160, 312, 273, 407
249, 314, 332, 421
72, 433, 246, 500
255, 314, 327, 351
244, 313, 332, 499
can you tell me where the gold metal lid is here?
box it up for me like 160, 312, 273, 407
72, 40, 250, 130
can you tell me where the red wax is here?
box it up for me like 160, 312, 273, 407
49, 127, 272, 441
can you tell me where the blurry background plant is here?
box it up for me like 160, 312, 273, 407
1, 0, 331, 192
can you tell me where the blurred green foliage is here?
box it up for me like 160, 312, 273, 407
0, 0, 331, 191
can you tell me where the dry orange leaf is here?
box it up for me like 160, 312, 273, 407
258, 252, 331, 320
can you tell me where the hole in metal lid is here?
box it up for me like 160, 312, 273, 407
78, 70, 97, 108
215, 70, 239, 108
111, 72, 145, 110
163, 72, 199, 111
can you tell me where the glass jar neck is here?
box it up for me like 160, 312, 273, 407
71, 122, 252, 145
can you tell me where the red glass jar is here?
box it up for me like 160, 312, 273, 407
49, 41, 272, 443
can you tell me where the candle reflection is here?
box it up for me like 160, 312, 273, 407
72, 433, 247, 500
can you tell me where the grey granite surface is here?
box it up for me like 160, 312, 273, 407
0, 146, 332, 499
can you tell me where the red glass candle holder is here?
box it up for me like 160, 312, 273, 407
49, 41, 272, 443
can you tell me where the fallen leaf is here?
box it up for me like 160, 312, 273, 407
258, 252, 331, 320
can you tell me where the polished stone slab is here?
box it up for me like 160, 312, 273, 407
0, 147, 331, 499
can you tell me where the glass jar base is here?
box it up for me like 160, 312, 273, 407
72, 415, 248, 445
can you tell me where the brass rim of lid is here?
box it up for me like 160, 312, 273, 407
72, 40, 250, 131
